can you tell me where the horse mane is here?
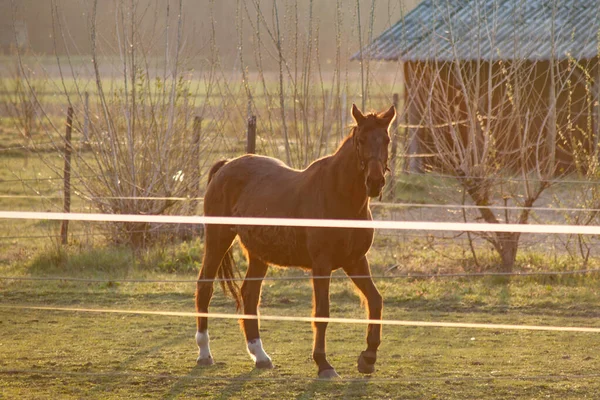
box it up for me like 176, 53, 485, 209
336, 128, 355, 151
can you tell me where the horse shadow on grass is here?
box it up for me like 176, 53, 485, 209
82, 332, 190, 397
295, 376, 370, 399
163, 362, 237, 399
164, 363, 276, 399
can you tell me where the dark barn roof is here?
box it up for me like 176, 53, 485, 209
355, 0, 600, 62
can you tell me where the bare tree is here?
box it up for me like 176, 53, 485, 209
402, 1, 599, 271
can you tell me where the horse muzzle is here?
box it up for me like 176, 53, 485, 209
366, 176, 385, 198
365, 159, 386, 198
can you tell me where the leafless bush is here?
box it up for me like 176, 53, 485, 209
552, 57, 600, 266
8, 0, 226, 247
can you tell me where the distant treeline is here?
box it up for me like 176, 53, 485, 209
1, 0, 416, 70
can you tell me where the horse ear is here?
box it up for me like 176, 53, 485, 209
351, 104, 366, 125
378, 105, 396, 126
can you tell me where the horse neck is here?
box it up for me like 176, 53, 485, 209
329, 133, 369, 213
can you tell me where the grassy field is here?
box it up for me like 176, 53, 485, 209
2, 267, 600, 399
2, 71, 600, 398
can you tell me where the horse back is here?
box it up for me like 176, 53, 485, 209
204, 154, 302, 216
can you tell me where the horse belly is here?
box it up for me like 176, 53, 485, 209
236, 225, 310, 267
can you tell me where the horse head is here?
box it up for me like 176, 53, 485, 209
351, 104, 396, 198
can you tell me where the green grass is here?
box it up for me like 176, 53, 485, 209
1, 239, 600, 399
391, 173, 463, 204
2, 266, 600, 399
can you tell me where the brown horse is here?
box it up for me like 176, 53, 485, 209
195, 104, 396, 378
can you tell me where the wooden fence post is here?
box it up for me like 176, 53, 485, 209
247, 115, 257, 154
60, 106, 73, 245
190, 116, 202, 214
387, 93, 400, 200
405, 81, 421, 173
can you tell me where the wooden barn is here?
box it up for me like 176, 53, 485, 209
357, 0, 600, 174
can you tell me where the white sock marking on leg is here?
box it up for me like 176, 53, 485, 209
247, 338, 271, 363
196, 330, 213, 360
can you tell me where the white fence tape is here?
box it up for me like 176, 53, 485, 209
3, 305, 600, 333
1, 211, 600, 235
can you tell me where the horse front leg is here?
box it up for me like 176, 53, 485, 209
311, 264, 340, 379
344, 256, 383, 374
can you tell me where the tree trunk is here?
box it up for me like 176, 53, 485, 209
495, 232, 520, 272
128, 222, 149, 249
462, 179, 521, 272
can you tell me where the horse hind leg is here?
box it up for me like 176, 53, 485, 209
240, 254, 273, 369
195, 224, 236, 365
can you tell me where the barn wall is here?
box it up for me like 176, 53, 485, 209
403, 58, 600, 175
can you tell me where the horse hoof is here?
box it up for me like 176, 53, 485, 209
318, 368, 341, 379
357, 352, 376, 374
196, 357, 214, 366
255, 359, 274, 369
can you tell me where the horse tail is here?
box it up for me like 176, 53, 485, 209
217, 250, 242, 311
206, 159, 242, 310
207, 159, 228, 185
